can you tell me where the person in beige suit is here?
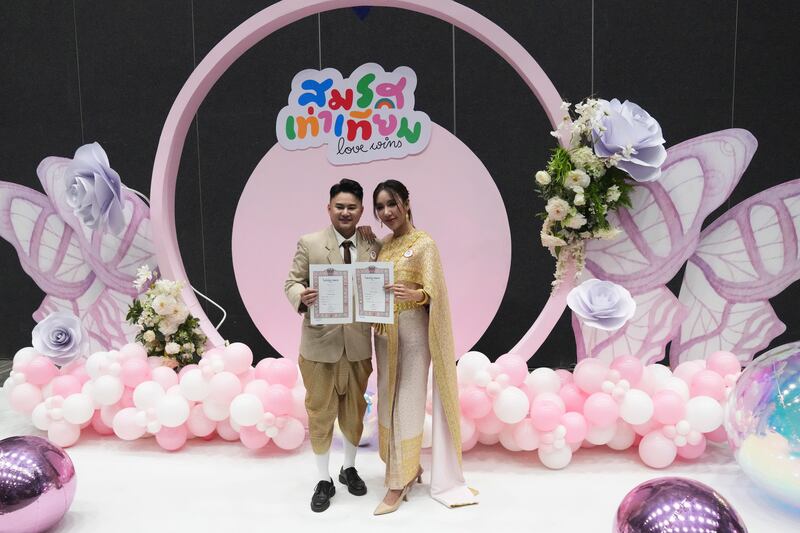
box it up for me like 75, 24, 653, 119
285, 178, 380, 513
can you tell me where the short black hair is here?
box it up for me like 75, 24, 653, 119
330, 178, 363, 201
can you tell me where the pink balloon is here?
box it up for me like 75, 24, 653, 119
530, 393, 565, 432
254, 358, 275, 381
706, 425, 728, 443
47, 420, 81, 447
50, 375, 82, 397
676, 437, 707, 460
9, 383, 43, 414
273, 418, 305, 449
638, 431, 677, 468
690, 370, 726, 401
673, 360, 706, 384
474, 410, 505, 434
120, 358, 151, 388
652, 390, 686, 425
113, 408, 146, 440
513, 418, 539, 451
239, 425, 270, 449
555, 369, 574, 385
69, 363, 90, 385
151, 366, 179, 390
216, 419, 240, 441
208, 372, 243, 405
560, 412, 588, 443
243, 379, 271, 408
25, 357, 59, 386
187, 405, 216, 437
582, 392, 619, 427
459, 386, 492, 419
558, 383, 587, 412
224, 342, 254, 374
707, 350, 741, 377
632, 419, 660, 437
611, 356, 643, 385
461, 428, 480, 452
495, 354, 528, 387
263, 384, 292, 415
178, 364, 198, 379
238, 367, 256, 384
264, 358, 299, 387
90, 411, 114, 435
119, 343, 147, 361
156, 425, 188, 451
573, 359, 608, 394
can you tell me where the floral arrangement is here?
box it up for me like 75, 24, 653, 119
126, 265, 207, 369
536, 98, 666, 286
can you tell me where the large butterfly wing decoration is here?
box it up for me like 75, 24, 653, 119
573, 129, 757, 364
0, 156, 155, 353
671, 179, 800, 365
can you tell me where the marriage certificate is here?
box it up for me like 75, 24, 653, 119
353, 262, 394, 324
309, 265, 353, 325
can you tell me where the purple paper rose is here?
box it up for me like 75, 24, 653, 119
31, 311, 86, 366
64, 142, 125, 234
592, 99, 666, 182
567, 279, 636, 331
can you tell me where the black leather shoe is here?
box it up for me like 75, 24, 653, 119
339, 466, 367, 496
311, 479, 335, 512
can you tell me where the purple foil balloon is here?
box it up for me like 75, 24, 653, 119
0, 436, 76, 533
614, 477, 747, 533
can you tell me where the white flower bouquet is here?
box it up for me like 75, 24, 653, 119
536, 98, 666, 286
126, 266, 207, 369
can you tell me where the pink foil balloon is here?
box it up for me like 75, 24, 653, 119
0, 436, 77, 533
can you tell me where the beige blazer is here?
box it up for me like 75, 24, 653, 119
285, 226, 381, 363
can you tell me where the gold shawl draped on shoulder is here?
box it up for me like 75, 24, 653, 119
378, 229, 462, 464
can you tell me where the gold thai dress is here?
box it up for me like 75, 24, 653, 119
375, 229, 478, 508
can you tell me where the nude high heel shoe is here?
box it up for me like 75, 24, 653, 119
373, 467, 423, 516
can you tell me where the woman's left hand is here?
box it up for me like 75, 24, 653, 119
385, 284, 423, 302
357, 225, 377, 243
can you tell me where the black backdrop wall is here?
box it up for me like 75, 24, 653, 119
1, 1, 798, 368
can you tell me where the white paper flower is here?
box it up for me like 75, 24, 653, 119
545, 197, 570, 221
31, 312, 87, 366
567, 279, 636, 331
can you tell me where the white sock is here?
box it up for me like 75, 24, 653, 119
315, 451, 331, 482
343, 438, 358, 469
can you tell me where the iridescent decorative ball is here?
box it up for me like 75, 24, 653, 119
614, 477, 746, 532
725, 341, 800, 507
0, 435, 77, 533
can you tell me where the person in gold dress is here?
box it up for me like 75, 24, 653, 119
371, 179, 478, 515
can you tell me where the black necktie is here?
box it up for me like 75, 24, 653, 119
342, 240, 353, 264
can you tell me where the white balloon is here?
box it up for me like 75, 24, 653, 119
100, 404, 121, 427
113, 408, 147, 440
92, 375, 124, 405
498, 425, 521, 451
187, 405, 216, 437
63, 393, 94, 424
133, 381, 165, 410
31, 403, 51, 430
229, 394, 264, 427
538, 445, 572, 469
156, 395, 191, 427
657, 376, 690, 401
202, 400, 230, 421
685, 396, 723, 433
493, 387, 529, 424
525, 368, 562, 396
180, 369, 210, 401
607, 421, 636, 450
638, 364, 672, 394
460, 416, 476, 445
12, 347, 39, 370
456, 351, 491, 385
619, 389, 654, 425
477, 432, 500, 445
85, 352, 109, 378
585, 424, 617, 445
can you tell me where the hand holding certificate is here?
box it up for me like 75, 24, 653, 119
309, 265, 353, 325
308, 263, 394, 325
354, 262, 394, 324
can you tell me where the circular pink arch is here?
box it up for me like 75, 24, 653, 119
150, 0, 573, 360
